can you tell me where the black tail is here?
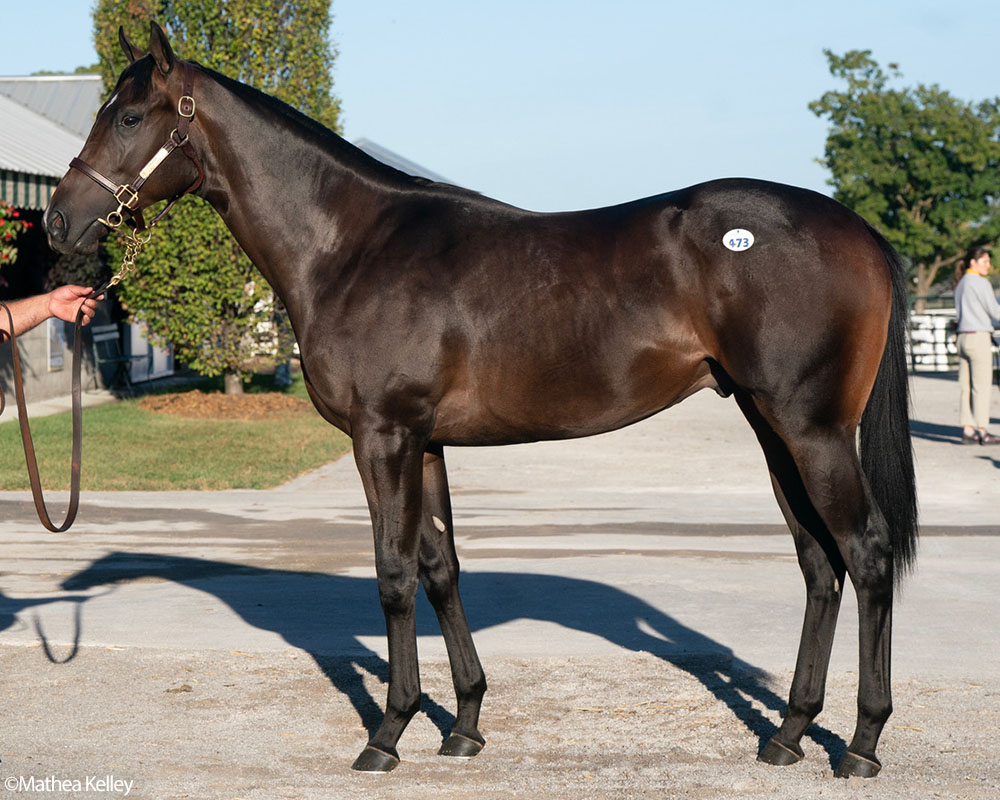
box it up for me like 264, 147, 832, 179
859, 223, 918, 589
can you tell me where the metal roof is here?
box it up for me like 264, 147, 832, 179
0, 75, 102, 138
0, 90, 85, 209
353, 137, 453, 184
0, 92, 83, 178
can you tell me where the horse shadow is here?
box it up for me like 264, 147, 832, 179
0, 589, 99, 664
55, 552, 847, 767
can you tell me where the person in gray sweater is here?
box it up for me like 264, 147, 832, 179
954, 246, 1000, 444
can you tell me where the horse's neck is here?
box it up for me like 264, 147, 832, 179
192, 73, 392, 311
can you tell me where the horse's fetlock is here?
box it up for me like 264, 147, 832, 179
859, 697, 893, 727
788, 694, 823, 720
400, 695, 422, 720
464, 674, 488, 702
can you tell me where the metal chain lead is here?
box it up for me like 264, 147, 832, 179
108, 227, 152, 287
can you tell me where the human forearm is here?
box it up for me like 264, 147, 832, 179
0, 294, 52, 337
0, 287, 100, 338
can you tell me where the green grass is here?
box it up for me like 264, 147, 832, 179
0, 374, 352, 491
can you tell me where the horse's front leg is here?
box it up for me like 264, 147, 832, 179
418, 444, 487, 757
350, 418, 428, 773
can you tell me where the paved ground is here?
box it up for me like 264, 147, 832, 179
0, 373, 996, 799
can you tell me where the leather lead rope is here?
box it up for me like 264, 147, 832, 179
0, 297, 92, 532
0, 258, 129, 532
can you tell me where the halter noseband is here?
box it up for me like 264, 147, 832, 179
69, 60, 204, 232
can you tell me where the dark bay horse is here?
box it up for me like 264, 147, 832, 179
44, 23, 917, 778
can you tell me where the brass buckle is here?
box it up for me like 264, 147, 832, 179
178, 95, 196, 118
113, 184, 139, 209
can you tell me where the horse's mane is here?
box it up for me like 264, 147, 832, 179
196, 62, 484, 201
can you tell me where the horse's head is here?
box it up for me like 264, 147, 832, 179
45, 22, 202, 254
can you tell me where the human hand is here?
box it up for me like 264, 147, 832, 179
47, 285, 103, 325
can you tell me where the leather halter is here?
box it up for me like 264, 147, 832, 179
69, 60, 204, 232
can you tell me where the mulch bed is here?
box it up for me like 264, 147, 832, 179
139, 391, 314, 421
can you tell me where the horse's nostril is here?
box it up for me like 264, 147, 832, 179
46, 208, 68, 242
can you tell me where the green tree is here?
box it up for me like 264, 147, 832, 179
31, 64, 101, 76
92, 1, 340, 392
810, 50, 1000, 308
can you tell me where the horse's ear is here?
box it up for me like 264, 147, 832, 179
149, 20, 176, 76
118, 26, 145, 64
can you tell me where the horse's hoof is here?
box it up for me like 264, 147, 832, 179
351, 745, 400, 773
834, 750, 882, 779
439, 732, 485, 758
757, 737, 804, 766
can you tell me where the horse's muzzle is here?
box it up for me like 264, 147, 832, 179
43, 205, 102, 255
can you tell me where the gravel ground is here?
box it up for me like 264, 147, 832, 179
0, 647, 996, 800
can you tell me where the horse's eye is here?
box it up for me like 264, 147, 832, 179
121, 114, 142, 128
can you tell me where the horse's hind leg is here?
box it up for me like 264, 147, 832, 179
767, 415, 892, 776
764, 487, 848, 766
788, 429, 893, 779
737, 392, 847, 766
418, 444, 488, 757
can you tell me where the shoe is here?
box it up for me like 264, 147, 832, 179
961, 431, 980, 445
979, 431, 1000, 445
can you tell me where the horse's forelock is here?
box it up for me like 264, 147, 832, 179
107, 57, 155, 109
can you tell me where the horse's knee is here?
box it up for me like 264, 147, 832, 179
421, 571, 459, 610
419, 540, 460, 607
377, 574, 420, 616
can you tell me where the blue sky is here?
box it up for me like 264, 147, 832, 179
3, 1, 999, 211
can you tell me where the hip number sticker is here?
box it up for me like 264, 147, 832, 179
723, 228, 755, 252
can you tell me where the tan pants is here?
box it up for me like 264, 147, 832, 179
957, 332, 995, 429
